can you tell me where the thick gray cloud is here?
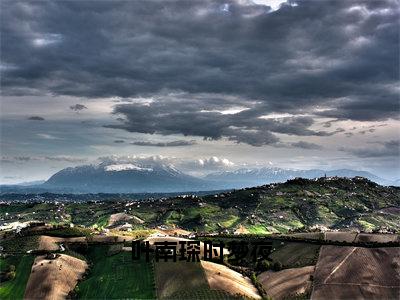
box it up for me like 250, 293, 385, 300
105, 93, 336, 146
131, 140, 196, 147
290, 141, 323, 150
340, 140, 400, 158
28, 116, 45, 121
70, 104, 88, 112
1, 0, 399, 146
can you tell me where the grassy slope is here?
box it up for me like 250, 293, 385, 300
94, 214, 109, 228
0, 255, 34, 300
155, 261, 209, 299
76, 246, 155, 299
154, 260, 242, 299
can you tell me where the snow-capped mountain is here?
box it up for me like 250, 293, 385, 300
2, 162, 396, 194
205, 167, 394, 187
42, 161, 215, 193
104, 164, 154, 172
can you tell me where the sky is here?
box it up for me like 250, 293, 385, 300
0, 0, 399, 184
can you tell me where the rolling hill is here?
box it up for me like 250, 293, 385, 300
1, 176, 399, 233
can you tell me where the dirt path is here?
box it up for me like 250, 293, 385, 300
323, 247, 356, 284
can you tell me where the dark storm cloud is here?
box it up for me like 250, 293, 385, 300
70, 104, 88, 112
28, 116, 45, 121
339, 140, 400, 158
290, 141, 323, 150
105, 95, 336, 146
1, 0, 399, 144
131, 140, 197, 147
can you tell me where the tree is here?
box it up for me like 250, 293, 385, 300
257, 259, 270, 271
5, 271, 16, 281
273, 261, 282, 271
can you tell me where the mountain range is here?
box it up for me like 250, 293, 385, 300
204, 167, 397, 188
1, 161, 398, 194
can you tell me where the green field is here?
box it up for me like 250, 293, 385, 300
246, 224, 272, 234
169, 288, 241, 299
76, 246, 156, 299
155, 261, 210, 299
1, 236, 39, 253
0, 255, 34, 300
94, 214, 109, 228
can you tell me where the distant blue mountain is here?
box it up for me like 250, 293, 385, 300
41, 162, 218, 193
205, 167, 397, 187
1, 163, 397, 194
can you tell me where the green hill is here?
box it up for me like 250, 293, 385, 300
1, 177, 399, 233
127, 177, 400, 233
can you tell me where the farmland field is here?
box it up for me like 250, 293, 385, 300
312, 245, 400, 299
201, 260, 261, 299
324, 232, 357, 242
166, 288, 240, 299
0, 255, 34, 300
258, 266, 314, 300
289, 232, 324, 240
246, 224, 271, 234
1, 235, 39, 253
24, 254, 87, 300
269, 242, 320, 268
355, 233, 399, 243
155, 261, 209, 299
76, 246, 156, 299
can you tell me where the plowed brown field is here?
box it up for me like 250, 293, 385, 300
258, 266, 314, 300
24, 254, 87, 300
355, 233, 399, 243
311, 245, 400, 300
201, 260, 261, 299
